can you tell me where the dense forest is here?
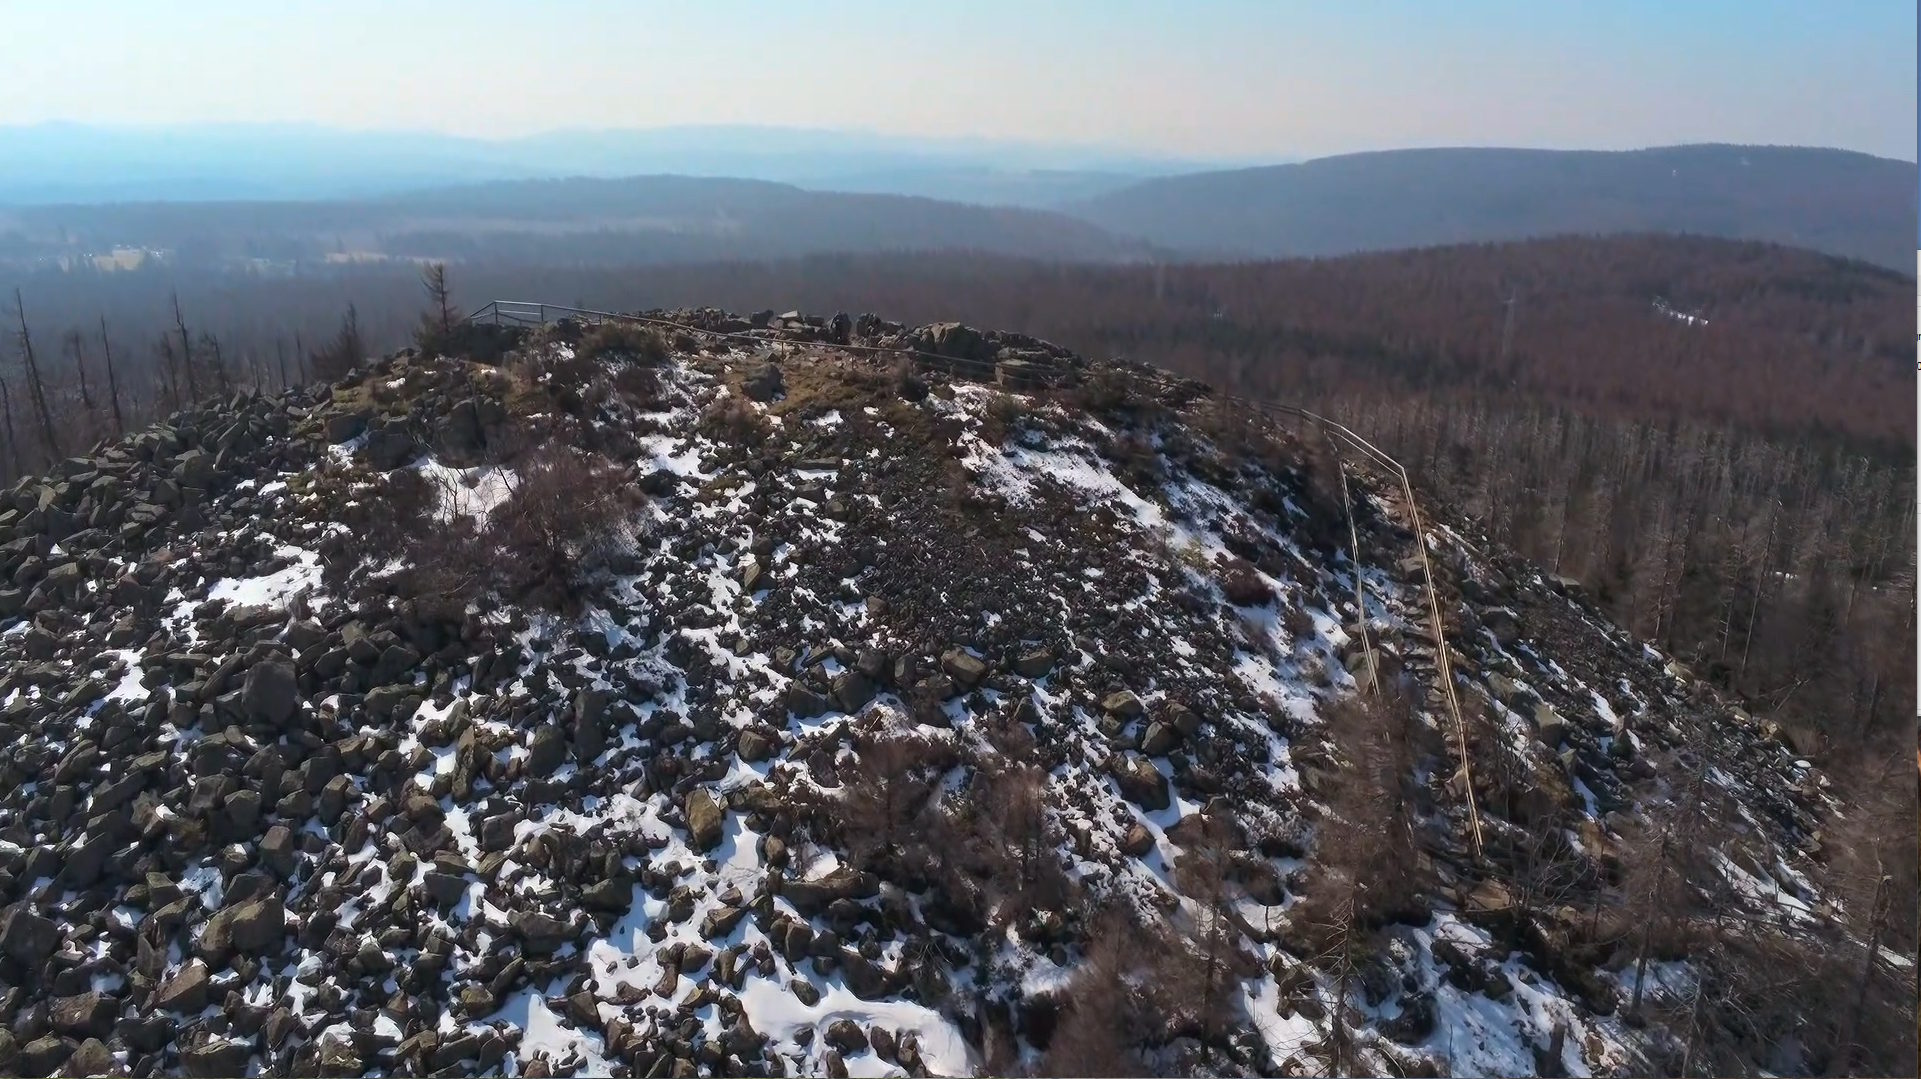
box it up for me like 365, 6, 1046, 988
3, 234, 1913, 762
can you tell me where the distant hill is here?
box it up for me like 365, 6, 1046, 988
373, 176, 1159, 263
796, 166, 1158, 208
0, 175, 1158, 267
0, 122, 1217, 205
1064, 144, 1918, 271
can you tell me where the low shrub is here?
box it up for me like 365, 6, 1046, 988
486, 447, 643, 611
579, 321, 670, 364
611, 363, 665, 409
700, 395, 773, 448
979, 392, 1031, 444
1219, 556, 1275, 607
416, 320, 525, 366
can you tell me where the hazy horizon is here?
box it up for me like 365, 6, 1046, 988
5, 118, 1913, 167
2, 0, 1913, 163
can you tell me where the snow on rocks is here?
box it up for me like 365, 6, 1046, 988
0, 312, 1864, 1078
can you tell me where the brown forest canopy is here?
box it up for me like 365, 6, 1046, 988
14, 233, 1910, 452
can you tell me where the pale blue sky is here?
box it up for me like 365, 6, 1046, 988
0, 0, 1912, 160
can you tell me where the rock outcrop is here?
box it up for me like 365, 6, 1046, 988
0, 307, 1851, 1079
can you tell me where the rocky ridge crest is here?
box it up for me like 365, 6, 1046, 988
0, 308, 1851, 1077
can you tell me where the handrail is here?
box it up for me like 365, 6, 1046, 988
462, 298, 1486, 858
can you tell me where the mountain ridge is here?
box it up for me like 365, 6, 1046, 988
0, 122, 1224, 208
1063, 143, 1919, 271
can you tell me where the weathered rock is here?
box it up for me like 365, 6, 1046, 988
1465, 878, 1514, 913
454, 985, 497, 1020
825, 1019, 869, 1055
65, 1038, 114, 1078
743, 365, 785, 402
1483, 607, 1522, 645
700, 904, 747, 940
1140, 720, 1181, 756
527, 724, 567, 776
240, 657, 298, 726
49, 993, 118, 1040
1109, 754, 1169, 810
197, 895, 284, 964
830, 669, 877, 713
0, 902, 58, 965
436, 398, 485, 459
510, 911, 575, 955
781, 867, 877, 916
737, 729, 775, 762
786, 683, 830, 719
939, 648, 987, 687
1101, 690, 1145, 720
1012, 648, 1055, 678
422, 871, 469, 907
325, 411, 369, 443
362, 426, 421, 471
180, 1038, 252, 1077
1164, 701, 1202, 737
839, 950, 894, 1000
788, 978, 821, 1007
154, 960, 213, 1012
1531, 702, 1567, 745
581, 876, 632, 912
17, 1036, 74, 1078
685, 788, 726, 852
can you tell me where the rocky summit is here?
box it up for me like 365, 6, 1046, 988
0, 308, 1863, 1077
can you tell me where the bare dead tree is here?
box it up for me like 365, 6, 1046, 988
62, 328, 96, 420
1296, 691, 1425, 1077
11, 290, 61, 461
1312, 875, 1364, 1078
155, 335, 182, 414
0, 371, 19, 480
976, 761, 1073, 923
424, 262, 455, 337
1624, 760, 1722, 1020
1036, 908, 1156, 1077
832, 728, 946, 876
98, 317, 126, 437
170, 291, 200, 402
1167, 813, 1248, 1068
1822, 749, 1917, 1075
275, 338, 290, 390
311, 304, 365, 382
200, 332, 233, 396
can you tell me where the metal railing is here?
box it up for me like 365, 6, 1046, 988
464, 299, 1486, 857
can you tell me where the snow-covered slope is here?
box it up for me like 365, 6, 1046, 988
0, 310, 1886, 1078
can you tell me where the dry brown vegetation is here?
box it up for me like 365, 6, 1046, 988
487, 446, 641, 610
341, 416, 643, 616
700, 394, 774, 449
577, 320, 670, 365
